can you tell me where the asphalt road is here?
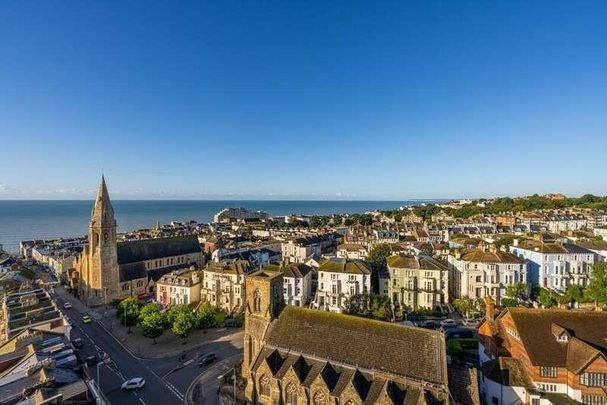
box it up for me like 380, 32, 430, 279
52, 289, 243, 405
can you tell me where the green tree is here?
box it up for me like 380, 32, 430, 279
586, 262, 607, 308
505, 283, 528, 301
366, 244, 392, 271
172, 311, 195, 343
195, 304, 218, 329
116, 297, 142, 332
140, 311, 165, 344
565, 284, 584, 304
538, 288, 556, 308
166, 304, 191, 326
452, 296, 475, 317
138, 303, 160, 324
500, 298, 518, 308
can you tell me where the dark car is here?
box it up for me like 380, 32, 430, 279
85, 355, 99, 366
420, 320, 439, 329
71, 337, 84, 348
198, 353, 217, 366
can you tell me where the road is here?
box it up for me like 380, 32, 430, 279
52, 288, 243, 405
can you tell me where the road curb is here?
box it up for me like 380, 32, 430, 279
185, 354, 242, 405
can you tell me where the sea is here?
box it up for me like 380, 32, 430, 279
0, 200, 435, 253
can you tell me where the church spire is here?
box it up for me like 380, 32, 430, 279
91, 175, 115, 226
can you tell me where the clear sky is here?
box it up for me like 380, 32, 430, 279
1, 1, 606, 200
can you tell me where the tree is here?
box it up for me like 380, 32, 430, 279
500, 298, 518, 308
452, 296, 475, 318
505, 283, 528, 301
586, 262, 607, 308
565, 284, 584, 304
538, 288, 555, 308
140, 311, 165, 344
172, 311, 195, 343
366, 244, 391, 271
166, 304, 190, 325
116, 297, 142, 332
195, 303, 220, 329
138, 303, 160, 324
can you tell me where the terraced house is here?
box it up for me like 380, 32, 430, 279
386, 254, 449, 311
479, 305, 607, 404
242, 269, 451, 404
448, 245, 527, 305
313, 259, 371, 313
509, 238, 595, 291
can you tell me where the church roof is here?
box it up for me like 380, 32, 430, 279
118, 262, 147, 283
265, 306, 448, 385
90, 176, 115, 227
117, 235, 201, 264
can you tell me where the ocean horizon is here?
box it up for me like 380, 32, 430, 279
0, 199, 441, 252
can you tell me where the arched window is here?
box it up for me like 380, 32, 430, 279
254, 289, 262, 312
313, 391, 326, 405
259, 374, 270, 397
285, 382, 297, 405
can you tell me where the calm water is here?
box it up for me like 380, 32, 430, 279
0, 200, 433, 252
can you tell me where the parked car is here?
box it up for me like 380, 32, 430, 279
121, 378, 146, 391
82, 315, 92, 324
63, 302, 72, 309
441, 319, 458, 328
71, 337, 84, 348
463, 318, 481, 328
401, 320, 416, 327
420, 320, 439, 329
198, 353, 217, 366
85, 355, 99, 366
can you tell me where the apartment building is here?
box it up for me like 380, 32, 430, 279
336, 243, 368, 260
264, 262, 313, 307
156, 269, 202, 306
448, 246, 527, 305
509, 238, 595, 291
386, 254, 449, 310
200, 260, 253, 313
313, 259, 371, 312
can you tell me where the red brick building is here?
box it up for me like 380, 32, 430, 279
478, 300, 607, 404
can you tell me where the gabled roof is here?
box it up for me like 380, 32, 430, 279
318, 259, 371, 275
460, 249, 524, 264
265, 306, 447, 385
508, 308, 607, 367
263, 263, 312, 278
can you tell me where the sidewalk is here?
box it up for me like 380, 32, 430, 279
186, 353, 242, 405
55, 285, 243, 359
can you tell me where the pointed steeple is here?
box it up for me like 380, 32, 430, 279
91, 175, 115, 227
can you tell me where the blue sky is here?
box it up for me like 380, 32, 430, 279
1, 1, 606, 200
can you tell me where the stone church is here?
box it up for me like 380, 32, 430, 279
74, 177, 204, 307
242, 269, 451, 404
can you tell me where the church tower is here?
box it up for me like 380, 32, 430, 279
78, 176, 120, 306
243, 269, 283, 401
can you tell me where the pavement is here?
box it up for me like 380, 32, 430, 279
52, 285, 243, 405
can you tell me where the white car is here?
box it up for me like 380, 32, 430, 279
63, 302, 72, 309
121, 378, 145, 391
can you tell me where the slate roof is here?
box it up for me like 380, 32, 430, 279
264, 263, 312, 278
387, 254, 448, 271
507, 308, 607, 367
204, 260, 253, 275
265, 306, 447, 385
318, 259, 371, 275
117, 235, 201, 264
118, 262, 147, 282
481, 358, 533, 389
460, 249, 524, 264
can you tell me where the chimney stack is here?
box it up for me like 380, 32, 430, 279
485, 295, 496, 321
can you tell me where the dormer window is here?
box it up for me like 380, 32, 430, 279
557, 334, 569, 343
